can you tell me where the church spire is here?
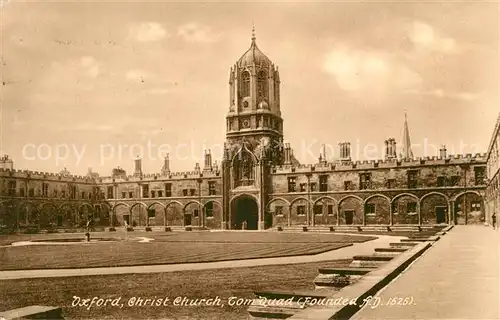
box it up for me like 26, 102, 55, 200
251, 23, 256, 42
400, 110, 414, 160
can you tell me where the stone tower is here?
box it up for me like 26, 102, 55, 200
221, 27, 283, 231
225, 26, 284, 165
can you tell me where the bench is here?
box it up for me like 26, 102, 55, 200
0, 306, 63, 319
374, 247, 408, 253
390, 242, 418, 247
317, 267, 375, 275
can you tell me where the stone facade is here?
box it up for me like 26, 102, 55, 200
485, 113, 500, 225
0, 32, 489, 232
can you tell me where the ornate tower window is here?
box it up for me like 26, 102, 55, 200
233, 149, 255, 187
241, 71, 250, 97
257, 71, 268, 99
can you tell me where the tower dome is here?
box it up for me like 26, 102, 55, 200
237, 27, 271, 67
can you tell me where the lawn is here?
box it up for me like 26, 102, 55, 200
0, 259, 352, 320
0, 232, 376, 270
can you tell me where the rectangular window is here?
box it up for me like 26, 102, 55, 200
319, 175, 328, 192
42, 183, 49, 197
7, 180, 16, 196
208, 181, 216, 195
19, 187, 25, 197
344, 181, 352, 191
359, 173, 371, 190
151, 190, 156, 198
107, 186, 114, 199
29, 188, 35, 197
158, 190, 163, 197
407, 171, 418, 188
129, 191, 133, 198
449, 176, 460, 186
190, 189, 196, 196
205, 202, 214, 218
407, 202, 417, 214
61, 190, 66, 198
275, 206, 283, 216
183, 189, 188, 197
288, 177, 297, 192
72, 186, 77, 199
165, 183, 172, 197
327, 205, 334, 215
81, 191, 86, 199
365, 203, 376, 215
313, 205, 323, 215
474, 166, 486, 185
89, 192, 92, 200
386, 179, 395, 189
310, 183, 317, 192
142, 185, 149, 198
193, 209, 199, 217
122, 191, 126, 199
297, 205, 306, 215
437, 176, 446, 187
300, 183, 307, 192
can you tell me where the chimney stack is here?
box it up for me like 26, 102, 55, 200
204, 149, 213, 171
161, 154, 170, 176
385, 138, 397, 160
339, 142, 351, 161
195, 163, 200, 172
134, 156, 142, 177
284, 143, 291, 165
439, 145, 447, 158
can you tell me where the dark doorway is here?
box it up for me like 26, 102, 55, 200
344, 210, 354, 225
232, 197, 259, 230
436, 207, 447, 224
184, 214, 192, 226
57, 215, 63, 227
123, 214, 130, 226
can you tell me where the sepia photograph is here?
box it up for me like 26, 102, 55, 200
0, 1, 499, 319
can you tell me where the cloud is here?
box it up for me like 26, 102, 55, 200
404, 89, 480, 101
409, 21, 457, 54
177, 23, 221, 43
129, 22, 168, 42
323, 46, 421, 93
80, 56, 101, 78
125, 69, 147, 82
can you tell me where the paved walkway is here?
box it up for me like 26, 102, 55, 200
0, 234, 400, 280
353, 226, 500, 320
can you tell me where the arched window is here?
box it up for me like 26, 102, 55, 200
241, 71, 250, 97
257, 71, 268, 99
233, 150, 255, 187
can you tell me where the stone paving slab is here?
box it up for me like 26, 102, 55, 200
0, 234, 402, 280
353, 226, 500, 320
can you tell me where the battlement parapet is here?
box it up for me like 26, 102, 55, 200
0, 168, 95, 183
95, 169, 221, 184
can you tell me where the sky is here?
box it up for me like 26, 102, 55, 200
0, 1, 499, 176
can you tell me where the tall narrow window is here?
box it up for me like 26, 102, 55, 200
257, 71, 268, 99
241, 71, 250, 97
165, 183, 172, 197
319, 175, 328, 192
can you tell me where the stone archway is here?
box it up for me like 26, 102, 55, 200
231, 196, 259, 230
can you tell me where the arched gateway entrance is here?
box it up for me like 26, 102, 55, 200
231, 196, 259, 230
